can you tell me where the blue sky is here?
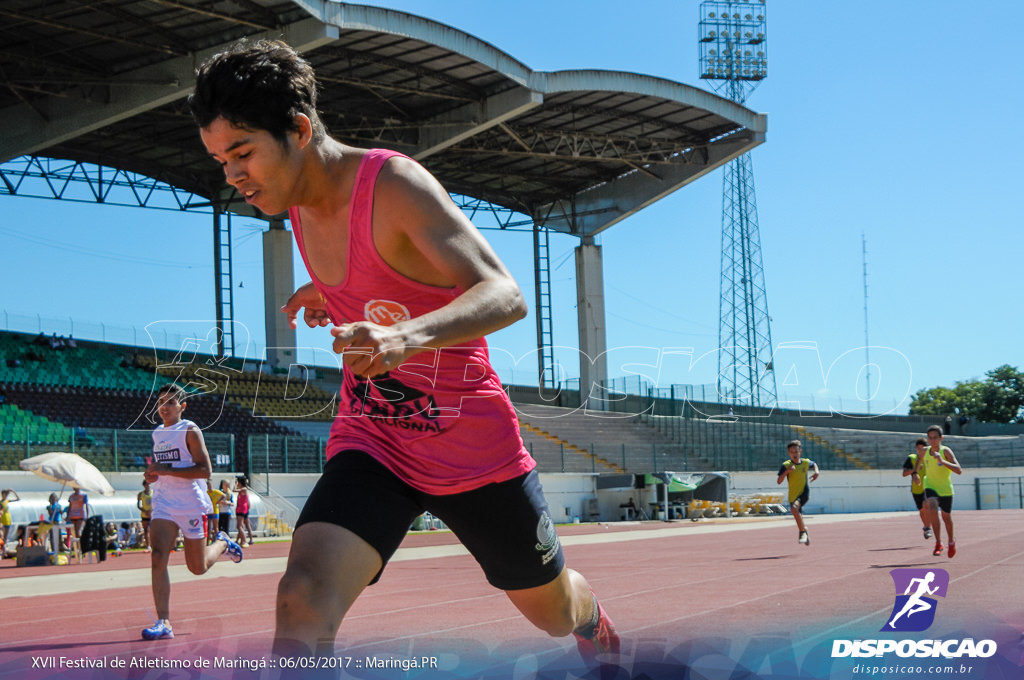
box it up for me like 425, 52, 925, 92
1, 1, 1021, 416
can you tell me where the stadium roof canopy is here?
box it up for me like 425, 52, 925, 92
0, 0, 766, 237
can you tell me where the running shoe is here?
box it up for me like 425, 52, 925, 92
216, 531, 244, 563
923, 526, 932, 540
141, 620, 174, 640
933, 543, 943, 556
574, 599, 620, 660
798, 531, 809, 545
947, 541, 956, 558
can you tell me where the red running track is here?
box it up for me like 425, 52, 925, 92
1, 510, 1022, 679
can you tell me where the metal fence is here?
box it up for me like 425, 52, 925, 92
975, 476, 1023, 509
0, 427, 236, 472
247, 433, 326, 475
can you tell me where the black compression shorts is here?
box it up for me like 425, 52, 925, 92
296, 450, 565, 590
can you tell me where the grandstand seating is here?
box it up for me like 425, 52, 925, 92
3, 331, 1022, 477
0, 403, 71, 442
138, 355, 338, 421
0, 381, 293, 471
640, 413, 879, 472
0, 403, 74, 468
0, 332, 154, 391
518, 418, 623, 473
789, 425, 872, 470
797, 426, 1024, 470
514, 403, 708, 473
0, 331, 304, 471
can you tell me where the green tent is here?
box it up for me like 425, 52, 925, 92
644, 471, 731, 519
644, 472, 703, 492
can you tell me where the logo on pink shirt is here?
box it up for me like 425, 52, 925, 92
365, 299, 410, 326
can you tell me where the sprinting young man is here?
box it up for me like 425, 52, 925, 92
902, 438, 931, 539
142, 383, 243, 640
777, 440, 819, 545
914, 425, 962, 558
188, 39, 618, 662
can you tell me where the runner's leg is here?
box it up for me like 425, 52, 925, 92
274, 523, 381, 655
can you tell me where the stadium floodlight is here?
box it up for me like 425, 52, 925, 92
698, 1, 777, 408
699, 0, 768, 87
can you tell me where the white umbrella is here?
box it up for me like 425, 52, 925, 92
19, 451, 116, 497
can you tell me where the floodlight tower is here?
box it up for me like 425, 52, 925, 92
699, 0, 777, 407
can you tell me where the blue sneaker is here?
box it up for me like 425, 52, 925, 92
141, 620, 174, 640
216, 531, 243, 563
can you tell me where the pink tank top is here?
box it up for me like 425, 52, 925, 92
235, 489, 249, 514
288, 149, 534, 495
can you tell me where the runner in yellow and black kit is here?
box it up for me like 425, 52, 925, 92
902, 438, 931, 540
914, 425, 962, 558
777, 440, 819, 546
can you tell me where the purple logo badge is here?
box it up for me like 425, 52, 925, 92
881, 568, 949, 632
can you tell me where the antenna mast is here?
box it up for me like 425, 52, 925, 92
862, 233, 871, 414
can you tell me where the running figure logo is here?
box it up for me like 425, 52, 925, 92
882, 568, 950, 632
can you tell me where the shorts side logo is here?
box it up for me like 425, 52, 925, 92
534, 511, 560, 566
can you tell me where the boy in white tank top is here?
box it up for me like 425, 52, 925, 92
141, 384, 244, 641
